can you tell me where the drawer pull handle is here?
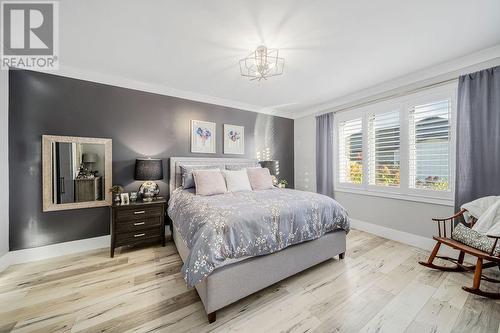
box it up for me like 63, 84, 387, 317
133, 222, 145, 226
134, 233, 146, 238
134, 211, 146, 215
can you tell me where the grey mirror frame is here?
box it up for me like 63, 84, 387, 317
42, 135, 112, 212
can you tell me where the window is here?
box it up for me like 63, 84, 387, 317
368, 110, 400, 187
338, 117, 363, 184
334, 85, 455, 204
409, 100, 451, 191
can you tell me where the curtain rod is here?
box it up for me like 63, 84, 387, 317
316, 77, 458, 117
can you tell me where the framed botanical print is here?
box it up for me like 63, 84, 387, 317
224, 124, 244, 154
191, 120, 216, 153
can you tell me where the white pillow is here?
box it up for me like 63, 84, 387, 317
223, 170, 252, 192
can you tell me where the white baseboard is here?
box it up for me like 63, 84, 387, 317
0, 252, 10, 272
350, 218, 460, 258
0, 235, 110, 273
0, 221, 465, 273
350, 219, 436, 251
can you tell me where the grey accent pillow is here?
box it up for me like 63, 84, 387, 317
180, 164, 223, 189
225, 163, 261, 171
193, 170, 227, 196
451, 223, 500, 256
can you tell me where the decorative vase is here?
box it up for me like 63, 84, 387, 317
114, 194, 121, 204
139, 181, 160, 202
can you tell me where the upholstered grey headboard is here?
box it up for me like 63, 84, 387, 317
169, 157, 259, 195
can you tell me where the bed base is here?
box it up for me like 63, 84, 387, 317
173, 228, 346, 323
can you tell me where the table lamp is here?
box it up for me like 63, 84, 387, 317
134, 158, 163, 201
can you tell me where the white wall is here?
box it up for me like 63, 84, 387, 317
294, 114, 454, 241
0, 69, 9, 257
294, 115, 316, 192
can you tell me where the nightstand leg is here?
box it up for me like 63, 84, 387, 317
110, 235, 115, 258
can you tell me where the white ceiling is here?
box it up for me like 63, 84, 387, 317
57, 0, 500, 117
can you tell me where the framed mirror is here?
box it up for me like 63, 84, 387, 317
42, 135, 112, 212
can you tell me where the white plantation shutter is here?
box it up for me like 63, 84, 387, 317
338, 118, 363, 184
335, 86, 455, 202
368, 111, 400, 187
409, 99, 451, 191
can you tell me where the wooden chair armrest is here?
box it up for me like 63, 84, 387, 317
431, 209, 466, 222
431, 209, 469, 238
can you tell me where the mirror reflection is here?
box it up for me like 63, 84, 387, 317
52, 142, 105, 204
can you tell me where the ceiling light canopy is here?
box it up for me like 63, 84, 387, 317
239, 46, 284, 81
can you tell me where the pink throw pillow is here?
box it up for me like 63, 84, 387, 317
192, 170, 227, 196
247, 168, 274, 190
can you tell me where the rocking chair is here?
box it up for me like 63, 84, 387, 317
419, 209, 500, 298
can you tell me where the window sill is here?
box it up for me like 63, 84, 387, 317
334, 187, 454, 206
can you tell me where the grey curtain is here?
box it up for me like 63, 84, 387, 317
455, 66, 500, 211
316, 112, 334, 197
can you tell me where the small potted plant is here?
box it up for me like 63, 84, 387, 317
109, 185, 124, 203
278, 179, 288, 189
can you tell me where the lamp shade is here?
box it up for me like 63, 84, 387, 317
134, 158, 164, 181
259, 160, 278, 176
82, 153, 97, 163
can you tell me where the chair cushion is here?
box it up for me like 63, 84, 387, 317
451, 223, 500, 256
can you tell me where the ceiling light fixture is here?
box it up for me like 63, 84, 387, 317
239, 45, 284, 81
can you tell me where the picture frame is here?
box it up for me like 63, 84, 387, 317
224, 124, 244, 154
191, 120, 216, 154
120, 193, 130, 205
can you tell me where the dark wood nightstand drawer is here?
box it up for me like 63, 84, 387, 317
115, 206, 162, 222
110, 199, 166, 257
115, 216, 161, 233
115, 228, 161, 246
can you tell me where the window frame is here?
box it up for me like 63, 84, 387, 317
333, 84, 457, 206
335, 109, 365, 190
366, 103, 404, 194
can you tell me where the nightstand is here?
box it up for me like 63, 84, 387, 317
110, 198, 166, 257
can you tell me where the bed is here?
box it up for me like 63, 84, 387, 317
168, 157, 349, 323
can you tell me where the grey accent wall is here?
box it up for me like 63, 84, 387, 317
9, 70, 294, 251
0, 69, 8, 258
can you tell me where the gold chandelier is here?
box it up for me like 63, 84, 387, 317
239, 46, 284, 81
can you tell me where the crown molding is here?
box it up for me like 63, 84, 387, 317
27, 65, 289, 118
24, 44, 500, 121
290, 44, 500, 119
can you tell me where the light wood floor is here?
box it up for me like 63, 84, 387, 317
1, 229, 500, 333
